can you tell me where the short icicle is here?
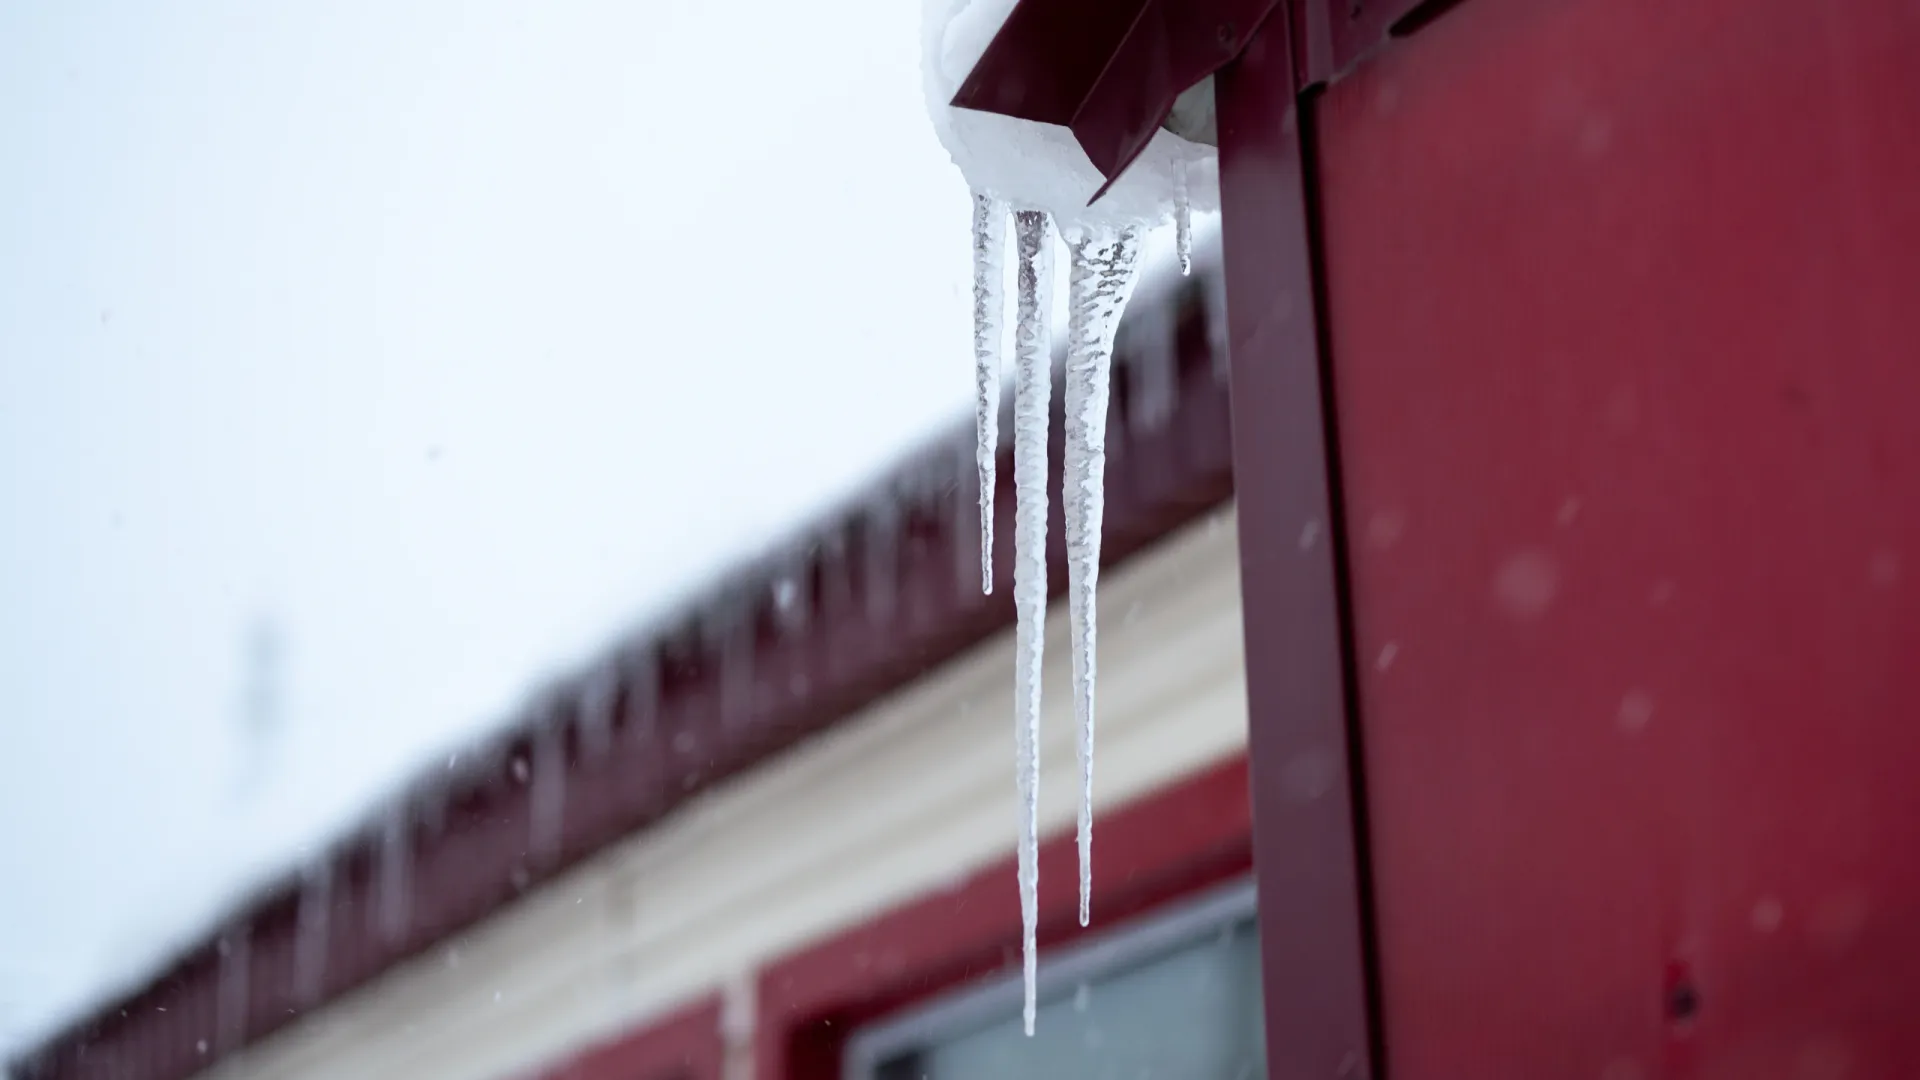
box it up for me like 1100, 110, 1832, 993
1062, 224, 1146, 929
971, 191, 1010, 594
1010, 207, 1056, 1037
293, 858, 332, 1003
1173, 157, 1194, 276
376, 808, 410, 944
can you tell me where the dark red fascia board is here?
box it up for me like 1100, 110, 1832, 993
948, 0, 1460, 203
528, 995, 725, 1080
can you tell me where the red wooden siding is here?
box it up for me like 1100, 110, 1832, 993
1312, 0, 1920, 1075
527, 997, 725, 1080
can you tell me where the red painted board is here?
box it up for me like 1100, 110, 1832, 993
756, 756, 1253, 1080
1314, 0, 1920, 1076
524, 996, 724, 1080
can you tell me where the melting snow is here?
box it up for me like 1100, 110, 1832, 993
922, 0, 1220, 228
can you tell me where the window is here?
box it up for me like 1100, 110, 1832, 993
843, 881, 1264, 1080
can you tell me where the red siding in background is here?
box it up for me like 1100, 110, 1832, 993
529, 997, 725, 1080
756, 756, 1254, 1080
1314, 0, 1920, 1075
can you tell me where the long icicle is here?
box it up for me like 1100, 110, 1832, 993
971, 192, 1009, 594
1173, 156, 1194, 277
1011, 207, 1055, 1037
1063, 224, 1145, 929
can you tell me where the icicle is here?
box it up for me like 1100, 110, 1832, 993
376, 808, 410, 944
579, 665, 617, 762
706, 598, 755, 729
293, 859, 332, 1004
1010, 207, 1055, 1037
971, 191, 1009, 594
627, 646, 660, 740
770, 553, 812, 635
215, 927, 250, 1053
863, 502, 901, 625
812, 530, 851, 622
1062, 224, 1145, 929
529, 722, 566, 866
1173, 158, 1193, 277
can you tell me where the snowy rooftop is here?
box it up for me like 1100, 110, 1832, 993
0, 0, 1213, 1063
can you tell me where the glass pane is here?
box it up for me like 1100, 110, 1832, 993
875, 916, 1264, 1080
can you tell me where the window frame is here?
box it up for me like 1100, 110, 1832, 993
840, 877, 1259, 1080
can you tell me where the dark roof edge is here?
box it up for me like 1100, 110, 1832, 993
14, 246, 1236, 1080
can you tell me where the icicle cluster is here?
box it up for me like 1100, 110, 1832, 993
968, 196, 1147, 1035
930, 0, 1216, 1034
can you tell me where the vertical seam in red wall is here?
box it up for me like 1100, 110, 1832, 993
1217, 2, 1384, 1076
1294, 73, 1390, 1073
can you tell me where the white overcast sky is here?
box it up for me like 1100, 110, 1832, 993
0, 0, 1004, 1053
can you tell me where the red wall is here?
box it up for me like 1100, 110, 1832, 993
1317, 0, 1920, 1075
529, 997, 725, 1080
